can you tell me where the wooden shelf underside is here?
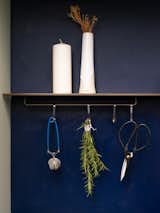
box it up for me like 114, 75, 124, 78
3, 92, 160, 106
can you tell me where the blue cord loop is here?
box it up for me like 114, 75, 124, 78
47, 115, 60, 157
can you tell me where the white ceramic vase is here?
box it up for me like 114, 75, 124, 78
79, 32, 96, 94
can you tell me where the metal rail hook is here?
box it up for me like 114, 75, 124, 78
52, 105, 56, 117
130, 104, 134, 121
87, 104, 91, 116
112, 104, 117, 124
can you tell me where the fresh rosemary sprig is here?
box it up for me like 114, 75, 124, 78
79, 118, 109, 197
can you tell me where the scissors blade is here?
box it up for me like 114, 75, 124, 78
120, 158, 128, 181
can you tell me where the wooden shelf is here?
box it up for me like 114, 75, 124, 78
3, 93, 160, 97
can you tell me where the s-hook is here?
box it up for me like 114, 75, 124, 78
87, 104, 91, 117
47, 104, 61, 171
86, 104, 96, 131
52, 104, 56, 117
112, 104, 117, 124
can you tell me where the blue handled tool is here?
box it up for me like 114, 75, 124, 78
47, 105, 61, 171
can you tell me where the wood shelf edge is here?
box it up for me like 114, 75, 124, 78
3, 93, 160, 97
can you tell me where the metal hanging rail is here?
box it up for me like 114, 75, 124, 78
23, 97, 138, 107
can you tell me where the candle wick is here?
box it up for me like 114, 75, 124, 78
59, 38, 63, 43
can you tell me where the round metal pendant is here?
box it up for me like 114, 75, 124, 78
48, 157, 61, 171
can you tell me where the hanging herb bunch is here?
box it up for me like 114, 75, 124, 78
68, 5, 98, 32
79, 118, 109, 197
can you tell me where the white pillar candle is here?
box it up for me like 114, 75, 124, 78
52, 42, 72, 93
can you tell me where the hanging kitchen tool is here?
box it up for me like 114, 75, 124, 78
118, 105, 151, 181
47, 105, 61, 171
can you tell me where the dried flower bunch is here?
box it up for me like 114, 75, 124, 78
68, 5, 98, 32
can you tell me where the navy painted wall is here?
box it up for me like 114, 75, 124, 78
11, 1, 160, 213
12, 0, 160, 93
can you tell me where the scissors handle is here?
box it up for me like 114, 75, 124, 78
118, 120, 151, 153
133, 123, 151, 152
118, 120, 137, 150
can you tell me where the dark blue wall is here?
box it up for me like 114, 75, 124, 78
12, 0, 160, 93
11, 1, 160, 213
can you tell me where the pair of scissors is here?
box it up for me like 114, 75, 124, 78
118, 105, 151, 181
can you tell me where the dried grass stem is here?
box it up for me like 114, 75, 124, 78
68, 5, 98, 32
